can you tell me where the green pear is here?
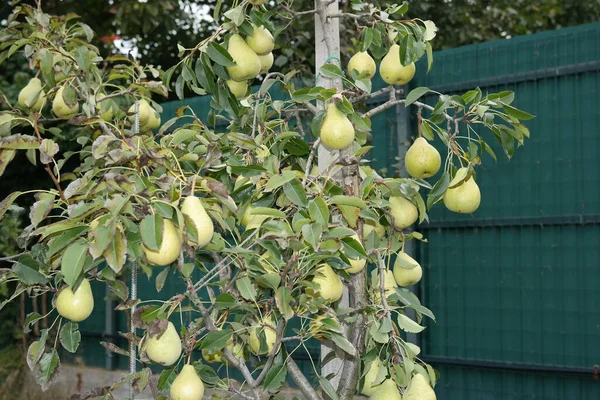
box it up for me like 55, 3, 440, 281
347, 51, 376, 78
226, 80, 248, 99
363, 219, 385, 239
226, 34, 262, 82
258, 52, 274, 74
170, 364, 204, 400
310, 263, 343, 302
372, 269, 398, 305
380, 44, 416, 85
55, 278, 94, 322
52, 86, 79, 119
370, 379, 402, 400
443, 167, 481, 213
360, 358, 384, 396
128, 99, 160, 131
249, 315, 277, 355
405, 137, 441, 178
18, 78, 46, 112
403, 373, 437, 400
246, 25, 274, 56
320, 103, 355, 150
346, 233, 366, 274
389, 195, 418, 229
145, 321, 182, 366
241, 205, 268, 231
181, 196, 214, 248
393, 252, 422, 287
142, 219, 182, 266
202, 333, 243, 364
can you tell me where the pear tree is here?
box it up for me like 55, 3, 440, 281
0, 1, 532, 399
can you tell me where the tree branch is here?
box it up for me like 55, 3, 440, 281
286, 357, 322, 400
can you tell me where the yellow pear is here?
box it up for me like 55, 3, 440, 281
380, 44, 416, 85
373, 269, 398, 304
389, 195, 418, 229
363, 219, 385, 239
202, 335, 244, 364
403, 373, 437, 400
361, 358, 384, 396
393, 252, 423, 287
311, 263, 343, 302
52, 86, 79, 119
142, 219, 182, 266
142, 107, 161, 131
170, 364, 204, 400
320, 103, 355, 150
370, 379, 402, 400
55, 278, 94, 322
405, 137, 441, 178
347, 51, 376, 78
246, 25, 274, 56
181, 196, 214, 248
145, 321, 182, 366
443, 167, 481, 213
346, 233, 366, 274
18, 78, 46, 112
226, 80, 248, 99
241, 205, 268, 231
128, 99, 160, 131
249, 315, 277, 355
226, 34, 262, 82
258, 52, 274, 74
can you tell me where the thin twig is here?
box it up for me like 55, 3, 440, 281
302, 139, 320, 185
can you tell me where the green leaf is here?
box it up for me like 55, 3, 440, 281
206, 42, 236, 67
319, 377, 339, 400
35, 349, 60, 391
503, 104, 535, 120
13, 255, 48, 285
341, 236, 368, 258
61, 239, 88, 287
319, 64, 344, 78
330, 333, 356, 356
157, 366, 177, 391
0, 191, 22, 221
264, 171, 297, 192
330, 195, 367, 209
140, 214, 163, 251
23, 312, 43, 334
308, 196, 329, 227
405, 87, 430, 106
38, 48, 53, 76
0, 149, 17, 177
59, 322, 81, 353
263, 364, 287, 391
155, 267, 169, 293
47, 227, 88, 258
201, 330, 233, 351
224, 5, 244, 25
275, 287, 294, 320
283, 179, 307, 207
29, 193, 55, 228
396, 313, 425, 333
251, 207, 286, 219
104, 228, 127, 273
215, 293, 236, 310
302, 222, 322, 249
236, 276, 257, 301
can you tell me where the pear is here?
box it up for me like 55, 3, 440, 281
370, 379, 402, 400
170, 364, 204, 400
346, 233, 366, 274
360, 358, 383, 396
52, 86, 79, 119
246, 25, 274, 56
443, 167, 481, 213
142, 219, 182, 266
363, 219, 385, 239
55, 278, 94, 322
241, 205, 268, 231
226, 80, 248, 100
145, 321, 182, 366
181, 196, 214, 248
380, 44, 416, 85
320, 103, 355, 150
249, 315, 277, 355
258, 52, 274, 74
249, 0, 267, 5
226, 34, 262, 82
311, 263, 343, 302
201, 334, 243, 364
389, 195, 418, 229
142, 107, 161, 131
405, 137, 441, 178
347, 51, 376, 78
128, 99, 160, 132
373, 269, 398, 305
403, 373, 437, 400
393, 252, 423, 287
18, 78, 46, 112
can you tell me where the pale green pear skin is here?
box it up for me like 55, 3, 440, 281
128, 99, 160, 131
246, 25, 274, 56
347, 51, 376, 78
443, 167, 481, 213
55, 278, 94, 322
346, 234, 366, 273
181, 196, 214, 248
311, 263, 343, 302
249, 316, 277, 355
380, 44, 416, 85
405, 137, 441, 178
403, 373, 437, 400
389, 195, 418, 229
393, 252, 423, 287
320, 103, 355, 150
363, 219, 386, 239
145, 321, 182, 366
170, 364, 204, 400
226, 34, 262, 82
226, 80, 248, 99
142, 219, 182, 266
52, 86, 79, 119
361, 358, 383, 396
370, 379, 402, 400
258, 52, 274, 74
18, 78, 46, 112
373, 269, 398, 305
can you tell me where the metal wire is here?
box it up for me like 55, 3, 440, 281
129, 101, 140, 399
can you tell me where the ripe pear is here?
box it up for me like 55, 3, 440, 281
142, 219, 182, 266
380, 44, 416, 85
405, 137, 441, 178
347, 51, 376, 78
249, 316, 277, 355
361, 358, 383, 396
226, 80, 248, 99
241, 205, 268, 231
18, 78, 46, 112
52, 86, 79, 119
370, 379, 402, 400
246, 25, 274, 56
258, 52, 274, 74
320, 103, 355, 150
311, 263, 343, 302
389, 195, 418, 229
363, 219, 385, 239
393, 252, 423, 287
443, 167, 481, 213
55, 278, 94, 322
226, 34, 262, 82
128, 99, 160, 131
142, 107, 161, 131
181, 196, 214, 248
170, 364, 204, 400
403, 373, 437, 400
145, 321, 182, 366
346, 234, 366, 274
